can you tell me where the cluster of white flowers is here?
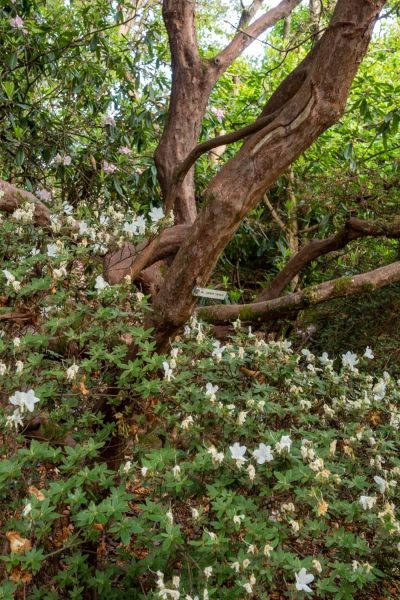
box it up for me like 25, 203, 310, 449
229, 437, 288, 468
13, 202, 35, 224
2, 269, 21, 291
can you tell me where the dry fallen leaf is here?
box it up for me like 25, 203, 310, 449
9, 567, 32, 584
6, 531, 32, 554
28, 485, 45, 501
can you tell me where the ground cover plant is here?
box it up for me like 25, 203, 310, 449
0, 208, 400, 598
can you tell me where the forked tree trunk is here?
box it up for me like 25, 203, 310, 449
148, 0, 386, 350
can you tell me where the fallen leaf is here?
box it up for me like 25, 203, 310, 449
6, 531, 32, 554
28, 485, 45, 501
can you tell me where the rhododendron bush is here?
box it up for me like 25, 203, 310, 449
0, 208, 400, 599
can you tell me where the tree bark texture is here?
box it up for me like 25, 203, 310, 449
149, 0, 386, 350
197, 260, 400, 324
258, 216, 400, 301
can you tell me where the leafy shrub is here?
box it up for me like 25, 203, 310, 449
0, 205, 400, 599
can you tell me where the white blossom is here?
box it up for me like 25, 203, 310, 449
9, 389, 40, 412
15, 360, 24, 375
229, 442, 247, 463
374, 475, 388, 494
95, 275, 109, 291
253, 443, 274, 465
342, 351, 359, 370
247, 464, 256, 481
364, 346, 374, 359
359, 495, 377, 510
22, 503, 32, 517
6, 409, 23, 430
149, 206, 165, 223
163, 361, 174, 382
373, 379, 386, 401
276, 435, 292, 454
203, 567, 212, 579
295, 568, 314, 593
66, 363, 79, 381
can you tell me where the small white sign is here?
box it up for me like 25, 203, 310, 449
193, 287, 228, 301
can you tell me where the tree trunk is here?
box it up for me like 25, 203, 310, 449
148, 0, 386, 350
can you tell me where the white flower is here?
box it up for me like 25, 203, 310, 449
36, 188, 51, 202
22, 502, 32, 517
374, 475, 388, 494
359, 495, 377, 510
172, 576, 180, 589
181, 416, 194, 430
13, 337, 21, 348
132, 215, 146, 235
276, 435, 292, 454
263, 544, 273, 557
364, 346, 374, 359
15, 360, 24, 374
103, 115, 116, 126
342, 351, 359, 370
46, 243, 59, 257
247, 464, 256, 481
79, 220, 89, 235
205, 382, 219, 400
141, 466, 148, 477
6, 409, 23, 430
233, 514, 245, 525
66, 363, 79, 381
163, 361, 174, 382
123, 461, 132, 474
10, 389, 40, 412
253, 443, 274, 465
191, 507, 199, 520
295, 568, 314, 593
229, 442, 247, 463
373, 379, 386, 401
230, 561, 240, 573
242, 559, 250, 569
0, 362, 7, 376
95, 275, 109, 291
301, 348, 314, 362
149, 206, 165, 223
172, 465, 181, 478
203, 566, 212, 579
237, 411, 247, 425
211, 341, 225, 361
242, 583, 253, 594
312, 559, 322, 574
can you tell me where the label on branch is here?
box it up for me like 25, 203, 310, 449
192, 287, 228, 301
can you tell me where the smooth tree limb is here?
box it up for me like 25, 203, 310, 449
197, 260, 400, 324
148, 0, 387, 350
258, 216, 400, 301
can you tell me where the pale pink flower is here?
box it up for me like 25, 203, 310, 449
119, 146, 132, 155
102, 161, 117, 174
10, 15, 25, 30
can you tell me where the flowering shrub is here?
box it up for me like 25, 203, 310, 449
0, 205, 400, 599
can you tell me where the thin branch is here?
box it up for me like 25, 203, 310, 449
197, 260, 400, 324
257, 216, 400, 302
263, 192, 287, 232
212, 0, 302, 74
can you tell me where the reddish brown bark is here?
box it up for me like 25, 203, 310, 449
197, 260, 400, 324
258, 217, 400, 301
155, 0, 302, 224
149, 0, 386, 350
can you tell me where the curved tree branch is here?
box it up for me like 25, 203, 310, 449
258, 217, 400, 301
103, 224, 191, 284
0, 179, 50, 227
197, 260, 400, 324
213, 0, 302, 75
